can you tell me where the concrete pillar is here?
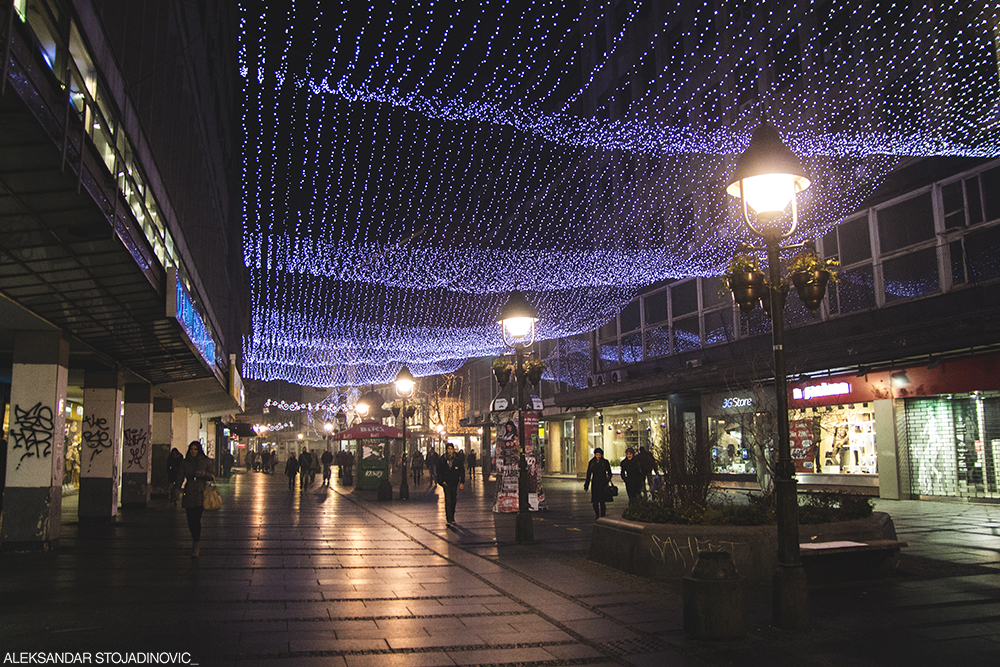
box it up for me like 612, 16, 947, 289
875, 399, 906, 499
150, 398, 174, 497
171, 405, 190, 453
79, 367, 123, 523
1, 332, 69, 551
576, 416, 589, 477
121, 383, 153, 507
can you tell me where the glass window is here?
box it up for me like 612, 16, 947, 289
671, 279, 698, 318
942, 180, 966, 230
965, 225, 1000, 282
643, 289, 668, 325
838, 216, 871, 265
598, 342, 619, 370
702, 276, 729, 309
621, 332, 643, 363
645, 325, 671, 358
704, 309, 734, 345
982, 166, 1000, 222
882, 247, 939, 302
620, 299, 641, 332
835, 265, 875, 313
822, 227, 838, 259
598, 318, 617, 340
965, 176, 984, 225
878, 192, 934, 253
672, 316, 700, 352
950, 240, 966, 285
739, 307, 771, 337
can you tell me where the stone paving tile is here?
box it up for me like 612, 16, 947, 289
290, 638, 392, 652
344, 653, 457, 667
386, 632, 487, 650
444, 647, 560, 665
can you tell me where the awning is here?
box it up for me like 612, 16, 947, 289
332, 420, 403, 440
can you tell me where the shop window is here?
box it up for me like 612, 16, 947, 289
672, 315, 700, 352
709, 416, 755, 474
838, 215, 871, 265
882, 247, 939, 302
671, 279, 698, 318
704, 309, 734, 345
621, 332, 643, 363
877, 192, 934, 254
643, 288, 668, 325
645, 325, 671, 358
792, 404, 876, 475
964, 225, 1000, 283
620, 299, 641, 332
834, 265, 875, 313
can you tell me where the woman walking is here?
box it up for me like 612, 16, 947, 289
583, 447, 613, 519
176, 441, 214, 557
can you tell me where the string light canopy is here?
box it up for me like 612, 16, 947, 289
239, 0, 1000, 386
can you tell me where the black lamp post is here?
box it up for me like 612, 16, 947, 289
727, 123, 817, 632
395, 366, 415, 500
497, 290, 539, 544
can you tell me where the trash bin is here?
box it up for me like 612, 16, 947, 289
683, 551, 748, 639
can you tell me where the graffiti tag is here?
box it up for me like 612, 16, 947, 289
649, 535, 746, 570
124, 427, 150, 469
83, 414, 111, 462
9, 403, 54, 469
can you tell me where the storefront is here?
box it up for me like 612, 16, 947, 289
703, 388, 775, 477
788, 352, 1000, 499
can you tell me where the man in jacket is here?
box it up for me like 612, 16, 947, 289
436, 443, 465, 526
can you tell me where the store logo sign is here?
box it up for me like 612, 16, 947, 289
793, 382, 851, 401
722, 397, 753, 409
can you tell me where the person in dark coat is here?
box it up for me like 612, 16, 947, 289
426, 447, 439, 488
166, 447, 185, 505
583, 447, 613, 519
298, 449, 313, 489
175, 441, 214, 557
284, 452, 299, 490
411, 449, 424, 484
636, 446, 657, 496
436, 442, 465, 525
620, 447, 643, 501
321, 448, 334, 485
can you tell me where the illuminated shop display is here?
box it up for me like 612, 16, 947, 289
239, 2, 999, 385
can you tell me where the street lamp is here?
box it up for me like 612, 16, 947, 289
498, 289, 539, 544
727, 122, 815, 631
395, 366, 416, 500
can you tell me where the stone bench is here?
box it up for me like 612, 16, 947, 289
799, 538, 907, 572
589, 512, 901, 585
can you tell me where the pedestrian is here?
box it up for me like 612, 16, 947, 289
299, 449, 313, 489
637, 446, 657, 496
175, 441, 215, 557
246, 449, 257, 472
270, 451, 278, 473
221, 449, 235, 478
321, 448, 334, 485
583, 447, 613, 519
285, 452, 299, 490
467, 449, 477, 483
258, 450, 269, 474
436, 442, 465, 525
411, 449, 424, 484
166, 447, 184, 506
620, 447, 643, 501
426, 446, 439, 487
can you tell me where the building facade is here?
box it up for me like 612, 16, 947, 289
1, 0, 246, 549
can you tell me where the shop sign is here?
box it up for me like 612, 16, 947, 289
722, 396, 753, 409
792, 382, 852, 402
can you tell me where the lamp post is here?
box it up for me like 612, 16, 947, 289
497, 290, 539, 544
395, 366, 416, 500
726, 123, 816, 632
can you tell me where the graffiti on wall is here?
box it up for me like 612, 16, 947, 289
9, 402, 54, 469
124, 427, 150, 470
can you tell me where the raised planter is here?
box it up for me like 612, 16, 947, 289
589, 511, 898, 585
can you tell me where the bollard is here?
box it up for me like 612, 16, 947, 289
682, 551, 748, 640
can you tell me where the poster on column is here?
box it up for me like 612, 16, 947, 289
492, 412, 546, 512
790, 419, 816, 473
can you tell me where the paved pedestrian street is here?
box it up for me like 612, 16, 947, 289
2, 470, 999, 666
